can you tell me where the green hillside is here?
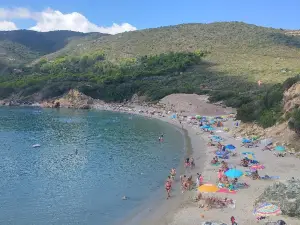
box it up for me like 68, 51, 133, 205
0, 30, 107, 66
43, 22, 300, 84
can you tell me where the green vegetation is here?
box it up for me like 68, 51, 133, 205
44, 22, 300, 85
0, 30, 107, 66
236, 76, 300, 128
0, 52, 205, 101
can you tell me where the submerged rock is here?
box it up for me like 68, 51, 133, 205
256, 179, 300, 218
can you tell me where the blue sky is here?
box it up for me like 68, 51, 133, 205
0, 0, 299, 33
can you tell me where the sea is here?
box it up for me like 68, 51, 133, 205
0, 107, 184, 225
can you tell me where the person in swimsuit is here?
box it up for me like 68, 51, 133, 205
185, 158, 190, 168
199, 174, 203, 185
170, 168, 176, 180
165, 180, 172, 199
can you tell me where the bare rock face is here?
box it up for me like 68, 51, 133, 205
283, 82, 300, 112
256, 179, 300, 218
40, 89, 94, 109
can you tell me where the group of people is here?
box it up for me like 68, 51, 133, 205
185, 157, 195, 169
164, 157, 200, 199
165, 169, 176, 199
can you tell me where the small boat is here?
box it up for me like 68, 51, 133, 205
32, 144, 41, 148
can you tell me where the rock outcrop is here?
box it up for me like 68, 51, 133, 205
40, 89, 97, 109
255, 179, 300, 218
283, 82, 300, 112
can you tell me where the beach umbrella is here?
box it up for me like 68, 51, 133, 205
242, 138, 251, 143
207, 127, 215, 131
201, 125, 211, 129
198, 184, 219, 193
275, 146, 285, 152
225, 169, 243, 178
225, 144, 236, 150
245, 154, 255, 160
195, 115, 201, 119
242, 152, 255, 155
253, 203, 281, 217
212, 135, 222, 140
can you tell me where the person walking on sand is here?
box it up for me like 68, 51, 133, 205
199, 174, 203, 185
230, 216, 237, 225
196, 173, 201, 187
190, 157, 195, 169
165, 180, 172, 199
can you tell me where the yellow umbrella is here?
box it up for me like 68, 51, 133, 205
198, 184, 219, 193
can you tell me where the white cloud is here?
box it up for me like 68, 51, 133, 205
0, 21, 18, 31
0, 8, 31, 19
0, 7, 137, 34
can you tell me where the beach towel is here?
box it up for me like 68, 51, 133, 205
217, 188, 237, 194
261, 175, 279, 180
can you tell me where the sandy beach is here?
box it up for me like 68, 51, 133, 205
92, 95, 300, 225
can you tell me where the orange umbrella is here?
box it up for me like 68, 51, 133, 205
198, 183, 219, 193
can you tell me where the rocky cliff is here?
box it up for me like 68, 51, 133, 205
283, 82, 300, 112
256, 179, 300, 218
40, 89, 102, 109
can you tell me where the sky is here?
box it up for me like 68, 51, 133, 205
0, 0, 299, 34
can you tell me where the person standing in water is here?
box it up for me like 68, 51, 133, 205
170, 168, 176, 180
165, 180, 172, 199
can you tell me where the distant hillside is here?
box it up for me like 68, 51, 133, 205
43, 22, 300, 84
0, 30, 108, 66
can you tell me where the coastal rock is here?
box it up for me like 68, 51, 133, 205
255, 179, 300, 218
283, 82, 300, 112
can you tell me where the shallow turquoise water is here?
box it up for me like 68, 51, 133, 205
0, 107, 184, 225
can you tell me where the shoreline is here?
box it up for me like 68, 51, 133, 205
93, 106, 209, 225
95, 105, 300, 225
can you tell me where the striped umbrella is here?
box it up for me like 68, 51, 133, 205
253, 203, 281, 217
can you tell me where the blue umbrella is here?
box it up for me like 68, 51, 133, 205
225, 144, 236, 150
207, 127, 215, 131
275, 146, 285, 152
242, 138, 251, 143
225, 169, 243, 178
201, 125, 211, 129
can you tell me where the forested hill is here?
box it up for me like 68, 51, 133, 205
0, 30, 107, 66
1, 22, 300, 129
